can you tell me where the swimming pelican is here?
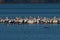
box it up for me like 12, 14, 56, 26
52, 16, 58, 24
14, 17, 23, 23
41, 17, 47, 23
27, 16, 34, 24
18, 19, 23, 23
23, 16, 28, 23
0, 18, 5, 23
9, 19, 14, 23
27, 19, 34, 24
33, 16, 37, 23
36, 16, 40, 24
5, 17, 9, 23
46, 18, 50, 24
58, 18, 60, 24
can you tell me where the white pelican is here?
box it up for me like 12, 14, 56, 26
33, 16, 37, 23
53, 19, 58, 24
5, 17, 9, 23
0, 19, 5, 23
23, 17, 28, 23
27, 19, 34, 24
18, 19, 23, 23
27, 16, 34, 24
36, 16, 41, 24
52, 16, 58, 24
14, 17, 23, 23
41, 17, 47, 23
9, 19, 14, 23
46, 18, 50, 23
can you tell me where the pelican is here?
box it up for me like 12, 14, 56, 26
23, 16, 28, 23
27, 16, 34, 24
5, 17, 9, 23
52, 16, 58, 24
33, 16, 37, 23
14, 17, 23, 23
41, 17, 47, 23
58, 18, 60, 24
53, 20, 58, 24
0, 18, 2, 23
27, 19, 34, 24
18, 19, 23, 23
36, 16, 40, 24
9, 19, 14, 23
0, 19, 5, 23
46, 18, 50, 24
49, 18, 53, 24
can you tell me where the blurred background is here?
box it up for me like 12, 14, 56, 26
0, 0, 60, 3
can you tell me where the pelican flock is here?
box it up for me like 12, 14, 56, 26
0, 16, 60, 24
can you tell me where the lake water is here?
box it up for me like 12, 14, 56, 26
0, 13, 60, 40
0, 4, 60, 40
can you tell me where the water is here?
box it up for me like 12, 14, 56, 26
0, 13, 60, 40
0, 4, 60, 40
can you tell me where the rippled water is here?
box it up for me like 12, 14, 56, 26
0, 23, 60, 40
0, 13, 60, 40
0, 4, 60, 40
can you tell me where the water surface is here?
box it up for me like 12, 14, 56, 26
0, 13, 60, 40
0, 4, 60, 40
